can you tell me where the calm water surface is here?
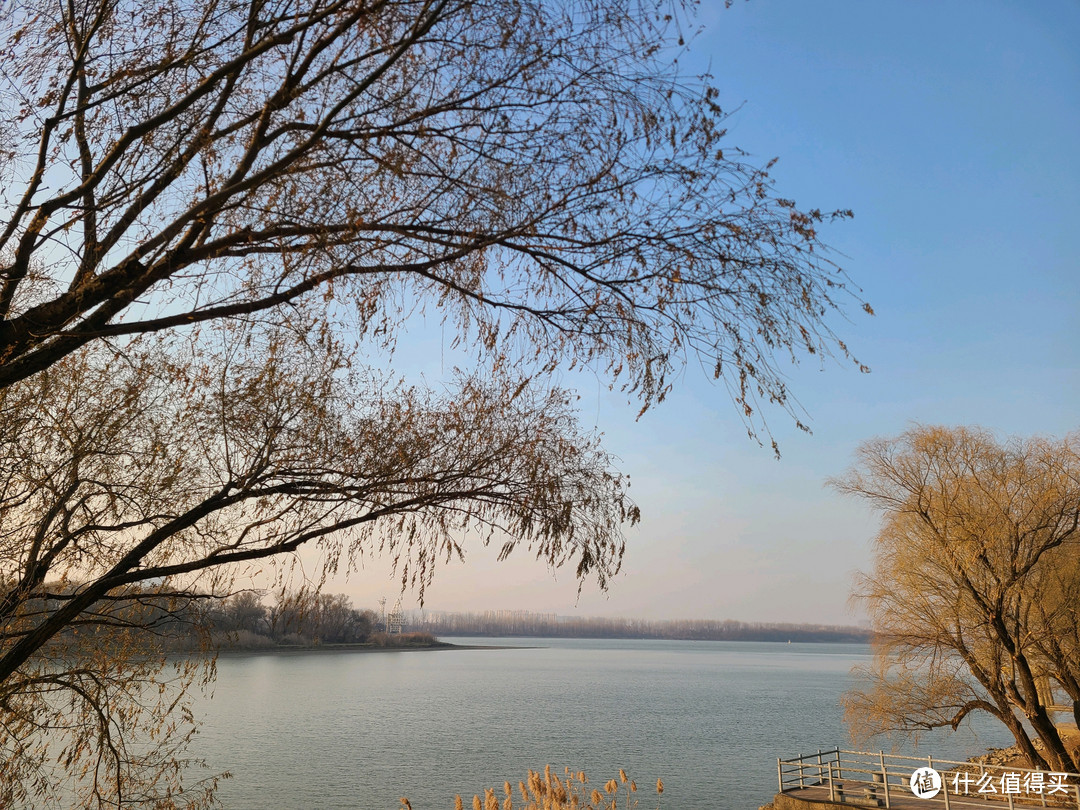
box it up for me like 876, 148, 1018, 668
191, 638, 1013, 809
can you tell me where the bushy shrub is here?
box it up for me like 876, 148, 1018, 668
211, 629, 275, 649
370, 631, 438, 647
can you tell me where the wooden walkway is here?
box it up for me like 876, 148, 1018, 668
777, 782, 1067, 810
776, 749, 1080, 810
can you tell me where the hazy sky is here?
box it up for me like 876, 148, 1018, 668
301, 0, 1080, 625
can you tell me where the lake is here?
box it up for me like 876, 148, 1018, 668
190, 638, 1015, 809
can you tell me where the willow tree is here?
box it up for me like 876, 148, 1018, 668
1, 0, 867, 804
836, 426, 1080, 773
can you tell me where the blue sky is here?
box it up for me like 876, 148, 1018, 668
313, 0, 1080, 625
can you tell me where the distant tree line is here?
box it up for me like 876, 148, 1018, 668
197, 591, 382, 648
414, 610, 870, 643
2, 585, 401, 650
21, 589, 867, 647
168, 590, 437, 650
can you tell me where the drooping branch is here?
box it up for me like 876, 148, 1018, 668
0, 0, 868, 441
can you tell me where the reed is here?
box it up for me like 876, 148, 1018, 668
401, 767, 663, 810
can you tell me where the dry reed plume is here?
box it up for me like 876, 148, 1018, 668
402, 766, 662, 810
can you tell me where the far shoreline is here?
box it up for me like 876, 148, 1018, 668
202, 634, 869, 658
210, 639, 538, 657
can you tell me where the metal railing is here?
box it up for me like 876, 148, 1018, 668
778, 749, 1080, 809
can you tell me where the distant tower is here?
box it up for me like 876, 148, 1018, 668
378, 597, 388, 633
388, 598, 404, 634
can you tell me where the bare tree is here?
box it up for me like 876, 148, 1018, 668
0, 0, 866, 422
1, 322, 638, 805
0, 0, 870, 803
834, 426, 1080, 773
225, 591, 268, 635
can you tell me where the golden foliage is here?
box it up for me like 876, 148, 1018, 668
834, 426, 1080, 773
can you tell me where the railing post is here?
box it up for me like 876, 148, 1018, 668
837, 750, 843, 781
818, 750, 824, 785
777, 757, 783, 794
942, 768, 950, 810
879, 751, 891, 809
829, 761, 836, 803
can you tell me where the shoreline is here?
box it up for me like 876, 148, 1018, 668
968, 725, 1080, 770
209, 639, 538, 657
